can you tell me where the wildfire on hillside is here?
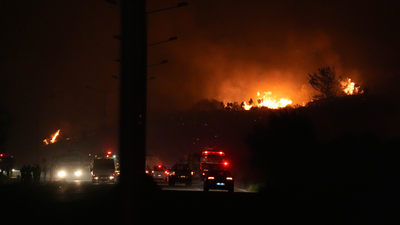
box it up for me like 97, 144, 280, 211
43, 129, 60, 145
242, 91, 293, 110
228, 77, 361, 110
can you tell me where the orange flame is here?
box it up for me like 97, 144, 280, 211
43, 129, 60, 145
242, 91, 292, 110
342, 79, 362, 95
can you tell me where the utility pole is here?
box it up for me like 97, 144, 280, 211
120, 0, 147, 222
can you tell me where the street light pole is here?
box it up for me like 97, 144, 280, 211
118, 1, 187, 221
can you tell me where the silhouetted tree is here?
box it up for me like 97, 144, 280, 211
308, 66, 342, 101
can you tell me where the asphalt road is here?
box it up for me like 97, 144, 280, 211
155, 179, 251, 193
1, 175, 393, 224
1, 177, 264, 224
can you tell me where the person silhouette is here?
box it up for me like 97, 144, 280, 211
20, 165, 27, 183
49, 164, 54, 182
26, 165, 32, 184
33, 164, 41, 184
42, 165, 48, 181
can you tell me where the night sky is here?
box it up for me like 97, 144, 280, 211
1, 0, 400, 166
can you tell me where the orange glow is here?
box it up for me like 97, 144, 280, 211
208, 177, 215, 180
43, 129, 60, 145
226, 177, 233, 180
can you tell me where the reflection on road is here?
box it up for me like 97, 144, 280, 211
155, 180, 250, 192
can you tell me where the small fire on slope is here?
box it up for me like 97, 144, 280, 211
43, 129, 60, 145
341, 78, 362, 95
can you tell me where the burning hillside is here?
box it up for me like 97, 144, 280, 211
242, 92, 292, 110
223, 77, 362, 110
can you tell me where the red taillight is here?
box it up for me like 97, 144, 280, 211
224, 162, 228, 166
164, 170, 169, 174
151, 170, 154, 174
92, 174, 95, 177
207, 176, 214, 180
145, 170, 149, 174
191, 171, 194, 176
226, 177, 233, 180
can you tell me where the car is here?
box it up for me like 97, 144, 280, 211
167, 164, 192, 186
203, 170, 234, 192
152, 165, 168, 181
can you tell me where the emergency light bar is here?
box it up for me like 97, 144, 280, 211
202, 151, 225, 156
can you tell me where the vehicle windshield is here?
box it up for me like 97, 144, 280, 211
209, 170, 231, 176
201, 155, 224, 163
93, 160, 115, 170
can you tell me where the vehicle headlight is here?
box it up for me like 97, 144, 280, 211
75, 171, 82, 176
58, 171, 66, 178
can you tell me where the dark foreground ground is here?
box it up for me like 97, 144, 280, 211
0, 175, 398, 224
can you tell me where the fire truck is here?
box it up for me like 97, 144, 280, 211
0, 153, 15, 177
200, 148, 229, 177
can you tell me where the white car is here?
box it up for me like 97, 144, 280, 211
152, 165, 168, 180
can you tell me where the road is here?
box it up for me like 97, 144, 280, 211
155, 178, 251, 193
2, 176, 389, 224
1, 176, 266, 224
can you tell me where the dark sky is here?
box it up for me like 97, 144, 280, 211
1, 0, 400, 165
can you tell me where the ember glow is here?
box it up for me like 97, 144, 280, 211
43, 129, 60, 145
243, 91, 292, 110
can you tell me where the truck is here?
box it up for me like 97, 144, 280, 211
91, 158, 116, 183
54, 153, 91, 181
183, 153, 201, 179
0, 153, 15, 177
200, 147, 229, 177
